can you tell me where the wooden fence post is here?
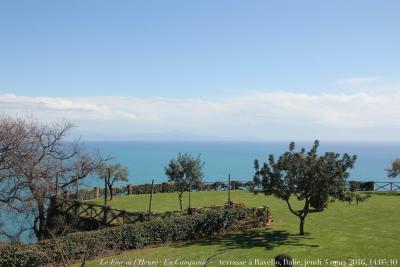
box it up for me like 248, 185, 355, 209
189, 179, 192, 210
63, 190, 68, 200
228, 174, 231, 203
148, 179, 154, 212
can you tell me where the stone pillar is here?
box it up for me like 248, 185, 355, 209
127, 184, 133, 195
266, 206, 272, 227
94, 187, 100, 199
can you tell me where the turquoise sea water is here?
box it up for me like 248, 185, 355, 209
82, 141, 400, 185
2, 141, 400, 243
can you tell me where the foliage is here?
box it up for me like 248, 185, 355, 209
97, 163, 129, 200
348, 181, 374, 191
253, 140, 357, 235
130, 183, 176, 194
0, 246, 40, 267
343, 192, 371, 205
274, 253, 293, 267
387, 158, 400, 178
208, 181, 226, 190
165, 153, 204, 210
0, 208, 259, 266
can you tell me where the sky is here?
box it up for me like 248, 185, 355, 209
1, 0, 400, 141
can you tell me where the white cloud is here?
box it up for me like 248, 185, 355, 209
1, 91, 400, 141
336, 76, 381, 85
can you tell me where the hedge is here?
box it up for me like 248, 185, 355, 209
348, 181, 374, 191
70, 181, 258, 201
0, 207, 265, 267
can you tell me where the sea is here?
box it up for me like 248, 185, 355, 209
81, 141, 400, 186
2, 141, 400, 243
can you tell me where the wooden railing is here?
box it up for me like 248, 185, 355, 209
373, 182, 400, 191
52, 197, 233, 227
65, 180, 255, 201
53, 198, 152, 226
64, 180, 400, 203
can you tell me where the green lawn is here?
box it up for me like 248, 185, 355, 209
86, 190, 269, 212
78, 191, 400, 267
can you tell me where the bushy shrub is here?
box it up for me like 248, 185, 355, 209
348, 181, 374, 191
274, 253, 293, 267
0, 246, 40, 267
343, 192, 371, 204
0, 208, 260, 267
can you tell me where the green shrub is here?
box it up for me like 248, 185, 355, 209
343, 192, 371, 205
348, 181, 374, 191
0, 246, 40, 267
0, 208, 260, 267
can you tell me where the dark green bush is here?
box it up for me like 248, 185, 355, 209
0, 208, 259, 267
348, 181, 374, 191
72, 181, 256, 200
274, 253, 293, 267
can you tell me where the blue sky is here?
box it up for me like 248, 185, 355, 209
1, 1, 400, 141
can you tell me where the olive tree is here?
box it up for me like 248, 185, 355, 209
164, 153, 204, 210
97, 163, 128, 201
387, 158, 400, 178
253, 140, 356, 235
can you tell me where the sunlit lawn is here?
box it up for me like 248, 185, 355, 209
78, 191, 400, 267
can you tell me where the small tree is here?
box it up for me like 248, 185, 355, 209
253, 140, 356, 235
97, 163, 129, 201
387, 158, 400, 178
165, 153, 204, 210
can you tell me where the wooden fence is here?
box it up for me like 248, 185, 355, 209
64, 180, 400, 203
52, 197, 231, 227
65, 180, 254, 201
373, 182, 400, 191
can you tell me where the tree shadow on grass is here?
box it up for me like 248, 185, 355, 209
177, 229, 319, 251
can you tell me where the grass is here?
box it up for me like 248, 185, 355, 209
78, 191, 400, 267
86, 190, 269, 212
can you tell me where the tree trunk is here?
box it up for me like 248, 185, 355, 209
298, 198, 310, 236
178, 192, 183, 210
108, 185, 113, 200
104, 176, 108, 206
299, 217, 305, 236
37, 200, 47, 240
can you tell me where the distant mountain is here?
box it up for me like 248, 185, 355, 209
73, 130, 235, 142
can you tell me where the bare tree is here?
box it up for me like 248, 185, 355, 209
59, 152, 104, 200
0, 115, 99, 241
